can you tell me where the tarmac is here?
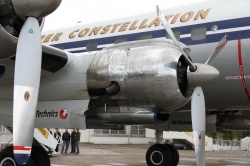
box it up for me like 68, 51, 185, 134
50, 143, 250, 166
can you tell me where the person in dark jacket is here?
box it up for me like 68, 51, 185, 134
61, 129, 70, 153
54, 128, 61, 153
75, 129, 81, 154
70, 128, 76, 153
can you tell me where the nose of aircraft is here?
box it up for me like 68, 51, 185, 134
187, 63, 220, 87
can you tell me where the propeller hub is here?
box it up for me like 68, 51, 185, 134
187, 63, 219, 87
11, 0, 62, 20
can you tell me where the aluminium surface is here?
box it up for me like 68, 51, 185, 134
50, 143, 250, 166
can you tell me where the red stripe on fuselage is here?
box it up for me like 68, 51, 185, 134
13, 146, 31, 151
238, 39, 250, 101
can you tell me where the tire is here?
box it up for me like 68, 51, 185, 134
165, 144, 179, 166
146, 144, 172, 166
0, 146, 50, 166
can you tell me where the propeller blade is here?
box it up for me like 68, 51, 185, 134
191, 87, 206, 166
156, 5, 196, 72
13, 17, 42, 165
205, 35, 228, 64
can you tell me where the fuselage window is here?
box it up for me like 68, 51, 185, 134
166, 30, 180, 41
191, 26, 207, 41
139, 34, 152, 40
86, 42, 98, 51
115, 38, 127, 44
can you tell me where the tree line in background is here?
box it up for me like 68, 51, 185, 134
206, 131, 250, 140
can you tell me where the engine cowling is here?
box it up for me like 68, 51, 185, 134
0, 0, 61, 59
87, 39, 192, 112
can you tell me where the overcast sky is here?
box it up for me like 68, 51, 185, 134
43, 0, 204, 32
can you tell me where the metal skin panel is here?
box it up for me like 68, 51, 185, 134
87, 39, 190, 112
0, 51, 95, 101
126, 45, 187, 111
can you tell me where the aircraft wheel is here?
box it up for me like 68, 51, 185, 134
146, 144, 172, 166
164, 144, 179, 166
0, 146, 50, 166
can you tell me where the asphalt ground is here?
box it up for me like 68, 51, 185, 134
50, 143, 250, 166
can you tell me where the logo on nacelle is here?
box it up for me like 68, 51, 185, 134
171, 120, 192, 125
36, 110, 58, 117
59, 108, 68, 119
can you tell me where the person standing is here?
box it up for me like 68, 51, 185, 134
47, 128, 52, 135
54, 128, 61, 154
61, 129, 70, 154
70, 128, 76, 153
75, 129, 81, 154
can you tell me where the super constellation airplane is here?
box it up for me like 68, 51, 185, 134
0, 0, 249, 166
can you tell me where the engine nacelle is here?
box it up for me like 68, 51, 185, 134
87, 39, 192, 112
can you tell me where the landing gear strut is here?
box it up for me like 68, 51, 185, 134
146, 130, 179, 166
0, 145, 50, 166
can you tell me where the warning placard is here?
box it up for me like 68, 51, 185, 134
37, 128, 49, 139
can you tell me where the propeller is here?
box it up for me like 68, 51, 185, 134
205, 35, 227, 65
191, 87, 205, 165
13, 17, 42, 165
156, 5, 196, 72
10, 0, 62, 164
156, 5, 227, 166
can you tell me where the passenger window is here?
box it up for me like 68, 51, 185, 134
166, 30, 180, 41
86, 42, 98, 51
139, 34, 152, 40
191, 26, 206, 41
115, 38, 127, 44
